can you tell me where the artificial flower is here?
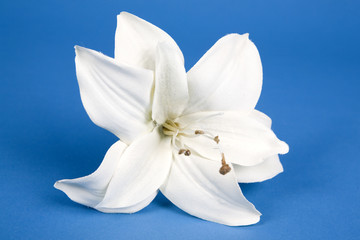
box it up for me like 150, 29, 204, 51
54, 12, 289, 226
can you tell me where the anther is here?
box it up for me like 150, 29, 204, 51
195, 130, 204, 135
214, 136, 220, 144
219, 153, 231, 175
179, 149, 191, 156
178, 149, 186, 155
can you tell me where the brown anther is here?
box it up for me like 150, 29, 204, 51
184, 149, 191, 156
195, 130, 204, 135
219, 164, 231, 175
219, 153, 231, 175
214, 136, 220, 144
178, 149, 186, 155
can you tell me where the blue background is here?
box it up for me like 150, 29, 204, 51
1, 0, 359, 239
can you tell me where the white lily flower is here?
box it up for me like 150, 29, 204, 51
54, 12, 289, 226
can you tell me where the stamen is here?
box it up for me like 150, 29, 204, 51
178, 148, 191, 156
162, 121, 178, 132
164, 116, 231, 175
195, 130, 204, 135
162, 119, 182, 137
178, 149, 186, 155
193, 129, 231, 175
219, 153, 231, 175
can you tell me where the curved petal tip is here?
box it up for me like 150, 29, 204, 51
225, 32, 249, 40
117, 11, 133, 18
279, 141, 290, 154
218, 210, 261, 226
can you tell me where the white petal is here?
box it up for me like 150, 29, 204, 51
54, 141, 127, 208
234, 155, 284, 183
152, 42, 189, 124
96, 127, 172, 210
75, 46, 154, 144
178, 111, 289, 167
160, 150, 261, 226
115, 12, 183, 71
250, 109, 272, 128
96, 191, 158, 214
185, 34, 262, 114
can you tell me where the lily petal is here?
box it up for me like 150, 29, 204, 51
96, 127, 172, 210
115, 12, 183, 71
96, 191, 158, 213
250, 109, 272, 128
160, 150, 261, 226
152, 42, 189, 124
75, 46, 154, 144
54, 141, 127, 208
185, 34, 262, 114
178, 111, 289, 167
234, 155, 284, 183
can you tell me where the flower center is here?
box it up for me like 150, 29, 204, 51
162, 119, 181, 137
161, 119, 231, 175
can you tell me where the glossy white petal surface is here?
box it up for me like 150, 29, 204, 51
177, 111, 289, 167
96, 191, 158, 214
96, 127, 172, 210
160, 150, 261, 226
54, 141, 127, 208
250, 109, 272, 128
152, 42, 188, 124
234, 155, 284, 183
75, 46, 154, 144
115, 12, 183, 70
185, 34, 262, 114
